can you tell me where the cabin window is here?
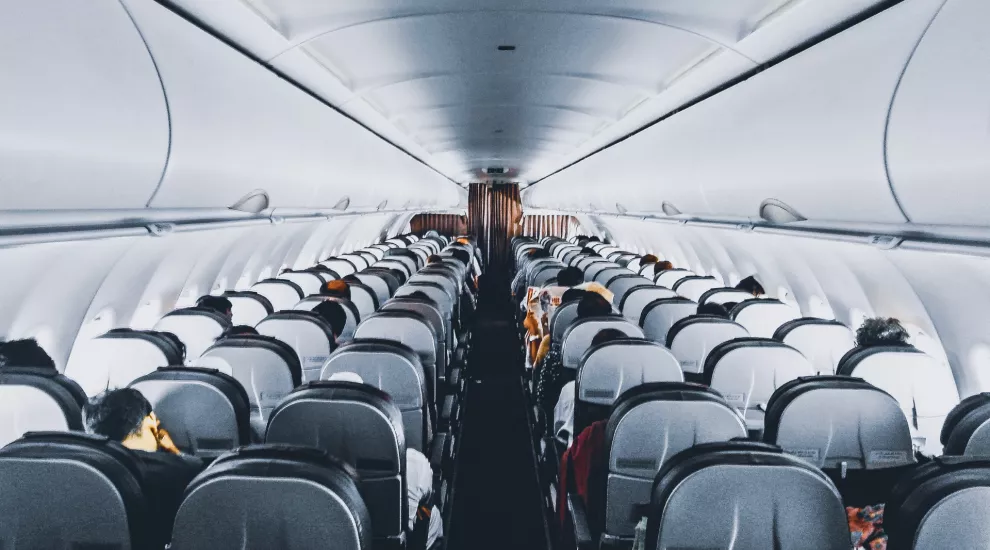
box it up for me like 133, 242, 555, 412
77, 309, 115, 344
777, 287, 799, 310
258, 267, 273, 281
131, 299, 162, 330
235, 274, 252, 291
175, 286, 199, 309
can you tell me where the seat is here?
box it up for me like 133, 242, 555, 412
154, 307, 233, 362
584, 262, 621, 283
381, 297, 448, 372
654, 268, 694, 288
560, 316, 644, 370
256, 311, 338, 382
354, 272, 393, 306
222, 290, 274, 326
0, 431, 148, 548
265, 381, 405, 547
251, 278, 305, 311
729, 298, 801, 338
321, 339, 429, 453
671, 275, 721, 302
65, 328, 184, 396
198, 335, 301, 440
170, 444, 371, 550
340, 253, 370, 271
346, 282, 380, 319
293, 295, 360, 339
573, 339, 682, 435
773, 318, 855, 375
665, 315, 750, 382
838, 345, 960, 455
395, 283, 453, 353
698, 287, 758, 306
618, 286, 677, 325
354, 311, 440, 404
764, 375, 916, 505
703, 338, 814, 431
549, 301, 581, 345
592, 267, 630, 286
640, 297, 697, 344
321, 258, 358, 277
382, 253, 418, 275
942, 393, 990, 456
0, 366, 86, 447
409, 272, 459, 308
604, 275, 649, 306
532, 264, 563, 288
595, 383, 747, 546
129, 366, 252, 458
363, 267, 403, 294
278, 271, 326, 296
646, 441, 849, 550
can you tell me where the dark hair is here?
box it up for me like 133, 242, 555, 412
577, 293, 612, 318
217, 325, 258, 342
557, 267, 583, 288
697, 303, 729, 318
196, 295, 233, 317
653, 261, 674, 275
720, 302, 739, 315
451, 249, 471, 266
735, 275, 765, 296
591, 328, 627, 347
157, 332, 186, 361
856, 317, 910, 348
528, 249, 550, 261
83, 388, 152, 442
428, 255, 444, 264
320, 280, 351, 299
312, 301, 347, 337
580, 247, 598, 256
0, 338, 56, 369
561, 289, 589, 305
408, 290, 434, 302
641, 254, 659, 265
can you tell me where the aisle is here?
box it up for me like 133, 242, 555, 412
445, 275, 551, 550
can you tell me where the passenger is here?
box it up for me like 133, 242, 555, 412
556, 267, 583, 289
697, 302, 730, 318
428, 254, 444, 264
328, 372, 443, 549
0, 338, 56, 369
652, 260, 674, 276
196, 295, 233, 320
576, 292, 612, 318
553, 329, 628, 446
320, 279, 351, 300
561, 288, 589, 305
512, 248, 550, 302
856, 317, 910, 347
580, 247, 598, 256
157, 331, 187, 364
215, 325, 259, 342
640, 254, 659, 267
83, 388, 204, 549
311, 300, 347, 342
735, 275, 765, 297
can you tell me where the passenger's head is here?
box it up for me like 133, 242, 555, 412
527, 249, 550, 262
311, 300, 347, 339
428, 254, 444, 264
697, 303, 730, 318
577, 293, 612, 318
591, 328, 627, 348
0, 338, 56, 369
157, 332, 186, 362
641, 254, 659, 265
451, 249, 471, 266
580, 247, 598, 256
653, 261, 674, 275
556, 267, 583, 288
856, 317, 910, 348
83, 388, 163, 452
320, 279, 351, 299
561, 289, 589, 304
735, 275, 765, 297
216, 325, 258, 342
196, 295, 233, 319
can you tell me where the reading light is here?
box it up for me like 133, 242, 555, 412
229, 189, 270, 214
759, 198, 806, 223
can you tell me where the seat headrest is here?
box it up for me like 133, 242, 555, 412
671, 276, 721, 301
665, 315, 750, 377
698, 287, 755, 306
321, 339, 425, 408
773, 318, 855, 375
729, 298, 800, 338
560, 316, 645, 369
253, 278, 306, 308
203, 334, 303, 387
154, 307, 233, 361
0, 367, 86, 447
640, 297, 697, 343
65, 329, 182, 396
942, 393, 990, 455
354, 311, 438, 365
654, 268, 694, 288
618, 286, 678, 322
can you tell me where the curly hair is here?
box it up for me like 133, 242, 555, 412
856, 317, 910, 347
83, 388, 152, 442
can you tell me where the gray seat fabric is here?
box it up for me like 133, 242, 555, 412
321, 258, 358, 277
171, 445, 371, 550
593, 267, 631, 286
942, 393, 990, 457
278, 271, 326, 296
574, 339, 683, 434
698, 287, 756, 305
321, 339, 429, 452
256, 311, 338, 382
381, 297, 448, 370
292, 296, 360, 340
560, 316, 644, 369
340, 253, 370, 270
600, 383, 747, 545
129, 366, 252, 458
223, 290, 274, 326
646, 441, 849, 550
154, 307, 233, 364
265, 382, 405, 546
665, 316, 750, 380
619, 286, 678, 325
729, 298, 801, 338
774, 318, 856, 375
251, 279, 305, 311
354, 272, 392, 306
550, 301, 581, 345
605, 275, 650, 306
640, 297, 697, 344
0, 366, 85, 448
584, 262, 621, 283
346, 282, 380, 320
671, 275, 722, 302
65, 328, 183, 396
654, 268, 695, 288
198, 335, 301, 440
354, 311, 439, 404
0, 432, 148, 549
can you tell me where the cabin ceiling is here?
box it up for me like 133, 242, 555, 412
164, 0, 886, 185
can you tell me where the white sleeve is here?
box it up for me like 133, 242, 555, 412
405, 448, 434, 531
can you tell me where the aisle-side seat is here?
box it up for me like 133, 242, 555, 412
942, 393, 990, 457
354, 271, 393, 306
604, 275, 650, 306
773, 318, 855, 375
354, 311, 441, 406
256, 311, 338, 382
381, 297, 450, 379
619, 286, 677, 325
251, 278, 305, 311
0, 431, 148, 548
640, 297, 697, 344
763, 376, 916, 505
573, 339, 682, 436
293, 295, 360, 338
560, 316, 644, 370
729, 298, 800, 338
65, 328, 184, 396
154, 306, 232, 362
198, 335, 301, 440
703, 338, 813, 431
130, 366, 252, 458
550, 301, 581, 345
838, 345, 960, 455
645, 441, 850, 550
340, 253, 370, 271
595, 383, 747, 547
347, 281, 381, 319
171, 445, 371, 550
0, 366, 86, 447
265, 382, 405, 549
222, 290, 274, 326
666, 315, 749, 382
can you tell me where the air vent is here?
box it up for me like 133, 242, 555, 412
332, 196, 351, 211
661, 202, 682, 216
146, 223, 175, 237
497, 45, 516, 51
870, 235, 903, 250
616, 202, 629, 215
229, 189, 270, 214
486, 167, 505, 175
759, 199, 806, 224
376, 199, 388, 211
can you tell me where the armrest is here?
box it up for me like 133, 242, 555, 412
439, 395, 457, 431
567, 491, 595, 550
430, 432, 448, 473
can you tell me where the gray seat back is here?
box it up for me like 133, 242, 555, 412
774, 318, 856, 375
0, 367, 84, 447
321, 340, 428, 453
171, 445, 371, 550
321, 258, 358, 277
339, 254, 370, 270
672, 276, 721, 302
550, 301, 581, 344
619, 286, 678, 325
698, 287, 755, 305
730, 298, 801, 338
354, 272, 392, 306
154, 307, 232, 363
943, 394, 990, 457
223, 291, 274, 326
665, 316, 750, 378
654, 268, 694, 288
251, 279, 305, 311
292, 296, 360, 339
605, 275, 650, 306
278, 272, 325, 296
560, 316, 644, 369
354, 311, 439, 401
640, 297, 697, 344
584, 262, 621, 283
602, 384, 747, 543
381, 298, 447, 367
65, 329, 181, 396
265, 382, 405, 544
593, 267, 632, 286
256, 311, 338, 382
